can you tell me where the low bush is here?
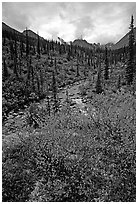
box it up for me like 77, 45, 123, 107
2, 91, 136, 202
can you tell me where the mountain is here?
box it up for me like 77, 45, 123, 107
2, 22, 22, 35
57, 37, 67, 45
2, 22, 44, 42
112, 27, 136, 50
3, 21, 136, 51
72, 39, 115, 50
72, 39, 95, 49
72, 28, 136, 51
22, 29, 44, 41
105, 42, 114, 49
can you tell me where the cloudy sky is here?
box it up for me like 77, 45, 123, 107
2, 2, 136, 44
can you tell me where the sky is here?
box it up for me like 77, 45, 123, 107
2, 2, 136, 45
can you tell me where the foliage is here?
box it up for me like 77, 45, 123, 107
104, 47, 109, 80
3, 57, 8, 80
2, 18, 136, 202
78, 84, 87, 96
95, 69, 103, 94
126, 15, 136, 85
3, 90, 136, 202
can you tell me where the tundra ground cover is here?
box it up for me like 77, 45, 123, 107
2, 89, 136, 202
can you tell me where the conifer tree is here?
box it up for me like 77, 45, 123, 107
31, 65, 35, 92
26, 28, 29, 57
67, 49, 71, 61
54, 58, 57, 75
88, 57, 91, 66
14, 33, 18, 59
47, 96, 50, 116
27, 57, 32, 84
39, 68, 44, 96
52, 71, 58, 114
126, 15, 135, 85
104, 47, 109, 80
3, 36, 6, 46
37, 32, 40, 58
95, 65, 103, 94
19, 55, 22, 76
117, 75, 121, 91
76, 55, 80, 77
13, 55, 18, 78
83, 64, 87, 77
3, 58, 8, 80
36, 73, 40, 96
10, 41, 14, 60
20, 40, 23, 58
25, 56, 33, 96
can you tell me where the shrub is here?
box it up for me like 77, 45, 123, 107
2, 91, 136, 202
79, 84, 87, 96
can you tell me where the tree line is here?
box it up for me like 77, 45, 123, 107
2, 15, 136, 119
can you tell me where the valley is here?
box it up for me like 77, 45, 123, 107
2, 15, 136, 202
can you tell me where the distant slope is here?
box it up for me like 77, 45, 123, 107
72, 39, 94, 49
22, 29, 44, 41
112, 27, 136, 50
2, 22, 44, 42
2, 22, 22, 35
72, 39, 114, 50
104, 42, 114, 49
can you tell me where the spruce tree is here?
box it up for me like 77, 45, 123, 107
3, 36, 6, 46
76, 55, 80, 77
39, 68, 44, 96
67, 49, 71, 61
36, 73, 40, 97
37, 32, 40, 58
31, 65, 35, 92
3, 58, 8, 80
95, 65, 103, 94
54, 58, 57, 75
13, 55, 18, 78
26, 56, 32, 96
104, 47, 109, 80
19, 55, 22, 76
117, 75, 121, 91
20, 40, 23, 58
52, 71, 58, 114
10, 41, 14, 60
14, 33, 18, 59
47, 96, 50, 116
27, 57, 32, 85
26, 28, 29, 57
126, 15, 135, 85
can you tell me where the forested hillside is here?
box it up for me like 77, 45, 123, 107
2, 15, 136, 202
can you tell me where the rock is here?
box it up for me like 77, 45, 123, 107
12, 113, 18, 116
70, 101, 76, 106
67, 154, 78, 160
69, 93, 75, 96
7, 118, 15, 123
8, 114, 14, 119
72, 132, 79, 137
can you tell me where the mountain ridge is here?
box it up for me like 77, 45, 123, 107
112, 27, 136, 50
2, 21, 135, 50
22, 29, 44, 41
2, 22, 22, 35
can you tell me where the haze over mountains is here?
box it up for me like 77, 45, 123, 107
2, 21, 136, 50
